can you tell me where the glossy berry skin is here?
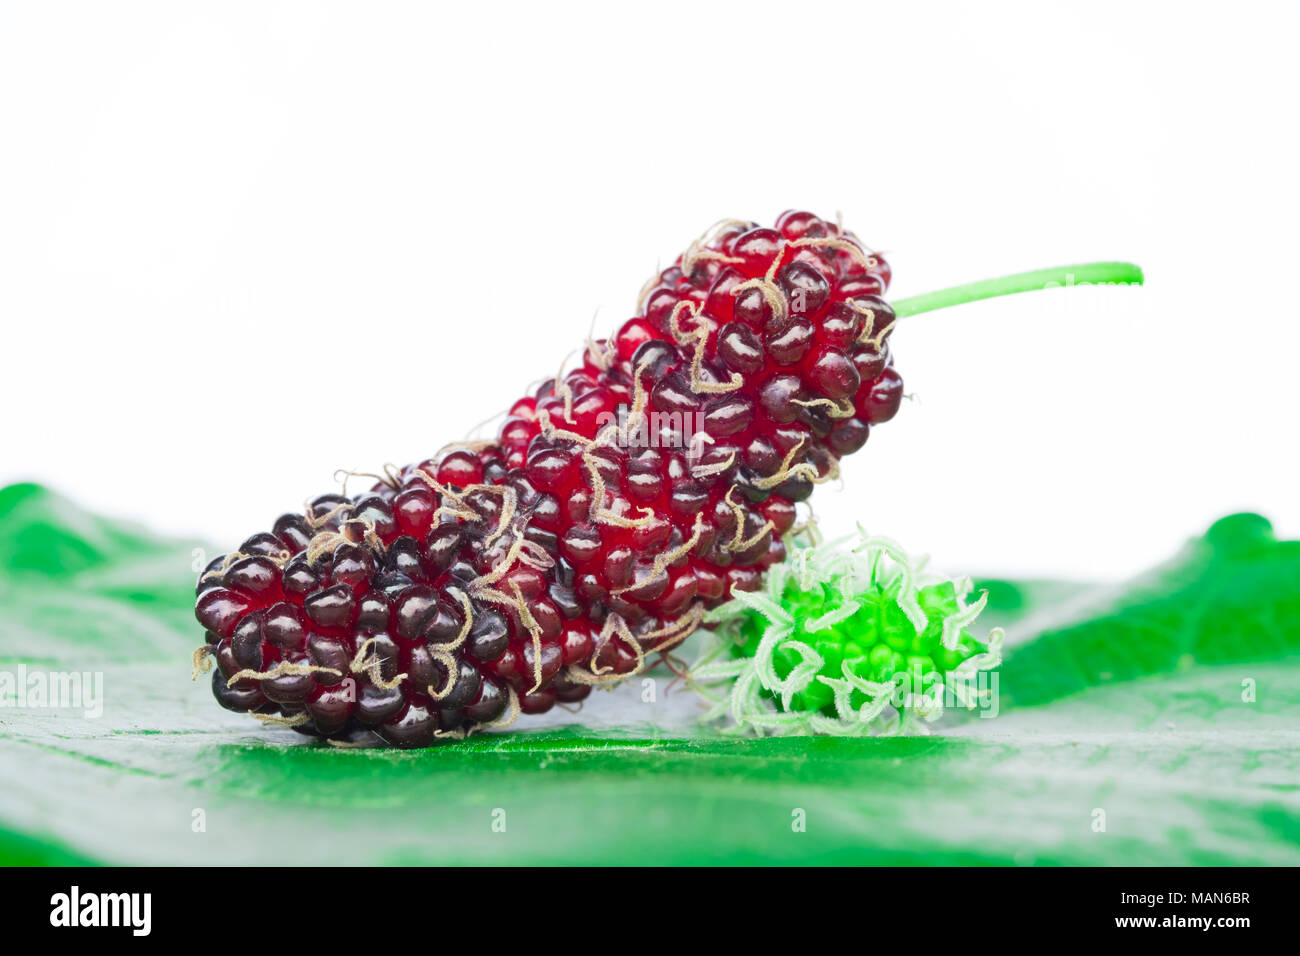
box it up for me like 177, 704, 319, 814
195, 211, 902, 746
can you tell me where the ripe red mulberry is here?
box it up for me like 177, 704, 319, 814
193, 211, 902, 746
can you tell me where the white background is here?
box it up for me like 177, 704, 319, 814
1, 0, 1296, 579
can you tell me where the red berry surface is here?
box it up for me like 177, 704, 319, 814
194, 211, 902, 746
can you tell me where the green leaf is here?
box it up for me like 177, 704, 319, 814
997, 513, 1300, 707
1, 486, 1297, 865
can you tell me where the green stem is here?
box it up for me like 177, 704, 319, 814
892, 261, 1144, 318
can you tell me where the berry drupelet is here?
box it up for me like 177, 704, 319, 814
194, 211, 904, 747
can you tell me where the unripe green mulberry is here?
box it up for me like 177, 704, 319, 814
691, 533, 1003, 735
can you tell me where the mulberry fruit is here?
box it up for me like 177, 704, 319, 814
193, 211, 904, 746
690, 534, 1004, 735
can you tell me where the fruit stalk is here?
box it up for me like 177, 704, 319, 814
894, 262, 1143, 317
